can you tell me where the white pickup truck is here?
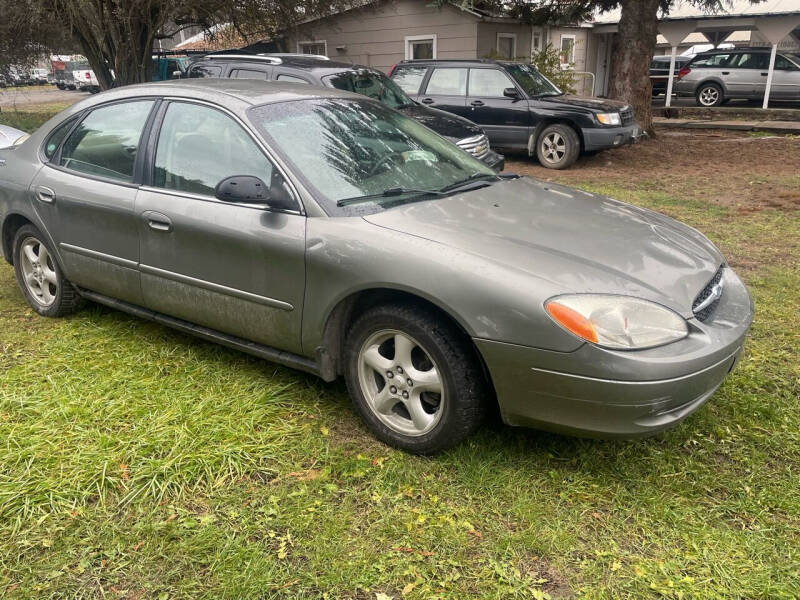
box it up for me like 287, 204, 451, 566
72, 69, 100, 93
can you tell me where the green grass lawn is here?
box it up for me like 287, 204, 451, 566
0, 105, 71, 134
1, 147, 799, 598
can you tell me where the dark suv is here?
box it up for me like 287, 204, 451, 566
186, 54, 504, 171
390, 59, 642, 169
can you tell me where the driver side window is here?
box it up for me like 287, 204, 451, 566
153, 102, 286, 202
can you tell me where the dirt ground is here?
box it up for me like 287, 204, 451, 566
505, 128, 800, 213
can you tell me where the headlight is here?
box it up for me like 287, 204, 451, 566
596, 112, 621, 126
545, 295, 688, 350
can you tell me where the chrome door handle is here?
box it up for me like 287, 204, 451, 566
142, 211, 172, 232
470, 100, 485, 107
36, 186, 56, 204
420, 98, 434, 104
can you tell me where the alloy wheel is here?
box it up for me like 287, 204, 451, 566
541, 132, 567, 164
357, 329, 444, 437
19, 237, 58, 307
699, 86, 720, 106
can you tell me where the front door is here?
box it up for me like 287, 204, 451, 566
770, 54, 800, 99
136, 101, 306, 354
31, 99, 156, 305
465, 67, 531, 150
417, 67, 469, 119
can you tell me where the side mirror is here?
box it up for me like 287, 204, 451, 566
215, 175, 297, 211
503, 87, 520, 99
172, 70, 182, 79
215, 175, 269, 203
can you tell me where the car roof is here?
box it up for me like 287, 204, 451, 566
395, 59, 507, 67
54, 79, 366, 121
192, 54, 373, 76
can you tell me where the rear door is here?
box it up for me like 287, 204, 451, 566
724, 52, 768, 97
465, 67, 530, 150
29, 99, 157, 305
417, 67, 469, 118
136, 100, 306, 353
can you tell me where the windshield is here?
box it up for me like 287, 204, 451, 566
322, 70, 413, 110
506, 63, 561, 97
248, 98, 495, 215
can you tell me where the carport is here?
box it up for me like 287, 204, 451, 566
659, 12, 800, 108
594, 3, 800, 108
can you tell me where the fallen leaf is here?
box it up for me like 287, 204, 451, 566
376, 593, 393, 600
320, 426, 330, 436
402, 582, 416, 595
119, 464, 130, 481
591, 512, 603, 520
468, 530, 483, 539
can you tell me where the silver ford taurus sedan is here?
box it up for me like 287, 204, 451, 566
0, 80, 753, 454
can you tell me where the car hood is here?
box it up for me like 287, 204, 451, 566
0, 125, 27, 149
398, 104, 483, 141
362, 177, 723, 317
541, 94, 629, 113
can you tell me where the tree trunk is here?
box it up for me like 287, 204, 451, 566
606, 0, 660, 134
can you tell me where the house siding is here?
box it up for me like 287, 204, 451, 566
284, 0, 479, 72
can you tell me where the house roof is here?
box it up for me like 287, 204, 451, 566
595, 0, 800, 24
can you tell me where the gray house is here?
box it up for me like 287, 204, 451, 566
283, 0, 596, 94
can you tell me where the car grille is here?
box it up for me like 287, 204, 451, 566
457, 134, 491, 160
620, 106, 634, 125
692, 266, 725, 322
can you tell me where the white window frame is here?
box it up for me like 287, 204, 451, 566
297, 40, 328, 56
531, 28, 544, 57
560, 34, 576, 69
496, 33, 517, 59
405, 34, 437, 60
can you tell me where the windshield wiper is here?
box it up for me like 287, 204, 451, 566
438, 172, 500, 193
336, 186, 445, 207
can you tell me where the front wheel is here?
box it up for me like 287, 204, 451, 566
344, 304, 488, 454
535, 124, 580, 170
13, 224, 83, 317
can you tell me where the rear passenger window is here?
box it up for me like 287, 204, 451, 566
59, 101, 154, 182
277, 74, 309, 84
44, 117, 76, 160
391, 66, 427, 93
425, 68, 468, 96
469, 69, 515, 97
231, 68, 268, 80
189, 65, 222, 78
693, 54, 732, 68
730, 53, 769, 69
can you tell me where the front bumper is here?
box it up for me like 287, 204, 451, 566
483, 149, 505, 172
582, 123, 644, 152
475, 267, 754, 438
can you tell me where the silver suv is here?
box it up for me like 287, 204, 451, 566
674, 48, 800, 106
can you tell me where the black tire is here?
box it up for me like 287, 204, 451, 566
343, 303, 488, 454
696, 82, 724, 107
535, 123, 580, 170
12, 224, 83, 317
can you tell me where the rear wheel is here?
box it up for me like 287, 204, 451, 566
696, 83, 723, 107
536, 124, 580, 170
12, 225, 83, 317
344, 303, 487, 454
